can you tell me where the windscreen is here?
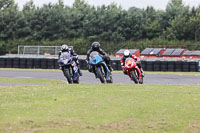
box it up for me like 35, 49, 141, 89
90, 51, 99, 58
60, 52, 71, 59
125, 57, 133, 62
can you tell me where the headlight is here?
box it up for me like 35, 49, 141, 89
64, 60, 68, 64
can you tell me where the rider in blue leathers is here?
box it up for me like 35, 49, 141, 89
58, 44, 82, 76
86, 42, 112, 72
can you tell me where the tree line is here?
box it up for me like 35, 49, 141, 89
0, 0, 200, 55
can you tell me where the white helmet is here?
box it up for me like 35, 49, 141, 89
61, 44, 69, 51
124, 50, 130, 57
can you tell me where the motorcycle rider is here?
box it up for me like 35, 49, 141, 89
58, 44, 82, 76
86, 42, 113, 72
121, 49, 144, 77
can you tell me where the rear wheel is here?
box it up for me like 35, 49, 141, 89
131, 71, 138, 84
63, 68, 73, 84
96, 68, 105, 83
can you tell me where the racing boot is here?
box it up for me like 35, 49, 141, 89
95, 73, 98, 78
107, 64, 113, 72
78, 69, 83, 76
77, 65, 82, 76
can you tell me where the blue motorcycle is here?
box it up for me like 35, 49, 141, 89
89, 51, 113, 83
58, 52, 79, 84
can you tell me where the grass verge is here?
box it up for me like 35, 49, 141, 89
0, 78, 200, 133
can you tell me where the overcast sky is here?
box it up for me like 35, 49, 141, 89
15, 0, 200, 10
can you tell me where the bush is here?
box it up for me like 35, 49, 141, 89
0, 41, 7, 55
3, 38, 200, 55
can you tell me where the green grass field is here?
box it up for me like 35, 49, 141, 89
1, 77, 200, 133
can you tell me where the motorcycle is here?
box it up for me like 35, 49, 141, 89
58, 52, 79, 84
124, 57, 143, 84
89, 51, 113, 83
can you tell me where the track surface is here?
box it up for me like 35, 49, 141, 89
0, 70, 200, 85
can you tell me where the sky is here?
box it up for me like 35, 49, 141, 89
15, 0, 200, 10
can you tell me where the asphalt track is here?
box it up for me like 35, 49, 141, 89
0, 70, 200, 85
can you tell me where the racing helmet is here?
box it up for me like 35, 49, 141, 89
92, 42, 100, 51
124, 50, 130, 57
61, 44, 69, 51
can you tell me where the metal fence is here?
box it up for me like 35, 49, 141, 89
18, 46, 65, 56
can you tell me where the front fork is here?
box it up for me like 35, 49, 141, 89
94, 65, 104, 75
128, 66, 142, 79
94, 65, 110, 80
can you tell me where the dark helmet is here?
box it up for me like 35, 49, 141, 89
92, 42, 100, 51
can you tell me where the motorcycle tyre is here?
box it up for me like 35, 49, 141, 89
131, 71, 139, 84
96, 68, 105, 83
63, 68, 73, 84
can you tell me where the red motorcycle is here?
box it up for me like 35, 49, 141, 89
124, 58, 143, 84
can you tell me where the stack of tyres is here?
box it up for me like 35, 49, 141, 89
13, 58, 20, 68
20, 58, 27, 68
198, 61, 200, 72
41, 59, 47, 69
33, 59, 41, 68
146, 61, 154, 71
79, 59, 87, 70
182, 61, 189, 72
26, 58, 34, 68
175, 61, 182, 72
111, 60, 119, 71
189, 61, 197, 72
153, 61, 161, 71
6, 58, 13, 68
167, 61, 175, 71
0, 58, 6, 68
141, 60, 147, 71
54, 59, 59, 69
116, 60, 122, 70
161, 61, 168, 71
47, 59, 55, 69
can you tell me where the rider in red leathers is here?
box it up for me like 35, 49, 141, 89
121, 50, 144, 77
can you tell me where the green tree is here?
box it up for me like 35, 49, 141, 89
124, 7, 144, 40
143, 6, 162, 39
189, 12, 200, 42
0, 0, 14, 10
165, 15, 190, 40
0, 0, 24, 40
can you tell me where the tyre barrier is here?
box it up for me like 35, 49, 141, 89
0, 57, 199, 72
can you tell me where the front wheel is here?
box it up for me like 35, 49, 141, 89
63, 68, 73, 84
131, 71, 139, 84
96, 68, 105, 83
